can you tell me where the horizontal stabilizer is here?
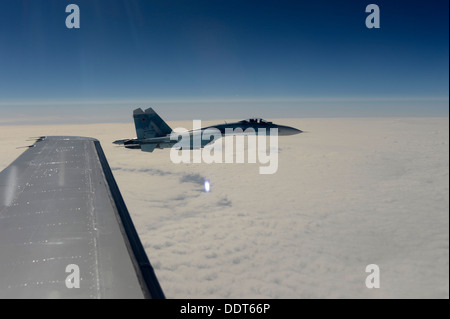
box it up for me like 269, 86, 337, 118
141, 144, 157, 152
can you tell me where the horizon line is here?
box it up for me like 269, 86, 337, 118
0, 96, 448, 107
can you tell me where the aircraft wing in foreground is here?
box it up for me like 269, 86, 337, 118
0, 136, 164, 299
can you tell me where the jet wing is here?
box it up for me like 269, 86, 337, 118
0, 136, 164, 299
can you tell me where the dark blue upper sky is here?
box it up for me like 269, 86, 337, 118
0, 0, 448, 122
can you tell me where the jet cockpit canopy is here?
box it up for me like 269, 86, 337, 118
239, 118, 273, 125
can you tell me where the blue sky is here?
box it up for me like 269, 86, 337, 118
0, 0, 448, 123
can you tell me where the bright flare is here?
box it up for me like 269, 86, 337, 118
204, 180, 211, 193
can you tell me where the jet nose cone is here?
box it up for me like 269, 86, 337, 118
277, 125, 303, 136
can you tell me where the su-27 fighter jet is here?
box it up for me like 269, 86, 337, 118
113, 108, 302, 152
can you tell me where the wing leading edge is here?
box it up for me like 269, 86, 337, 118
0, 136, 164, 299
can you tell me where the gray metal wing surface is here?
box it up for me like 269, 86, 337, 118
0, 136, 164, 299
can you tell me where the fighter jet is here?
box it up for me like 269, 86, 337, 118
113, 108, 302, 152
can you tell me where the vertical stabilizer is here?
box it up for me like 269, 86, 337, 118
133, 108, 172, 139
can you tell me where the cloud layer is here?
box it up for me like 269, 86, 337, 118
0, 117, 448, 298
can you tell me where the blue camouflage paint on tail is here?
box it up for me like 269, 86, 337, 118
133, 108, 172, 139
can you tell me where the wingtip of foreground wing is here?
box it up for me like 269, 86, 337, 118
46, 136, 99, 142
26, 136, 99, 143
20, 136, 100, 150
